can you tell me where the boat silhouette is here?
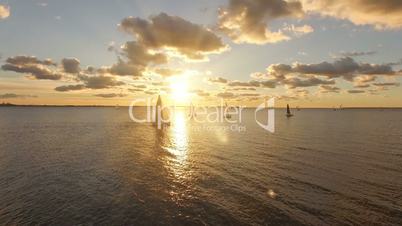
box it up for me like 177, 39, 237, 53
286, 104, 294, 117
154, 95, 170, 127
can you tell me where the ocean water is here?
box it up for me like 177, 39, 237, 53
0, 107, 401, 225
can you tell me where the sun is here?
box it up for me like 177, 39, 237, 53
169, 76, 190, 104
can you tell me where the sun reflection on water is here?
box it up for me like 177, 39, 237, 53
162, 109, 189, 180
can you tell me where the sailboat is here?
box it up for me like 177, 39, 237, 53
224, 102, 232, 119
286, 104, 294, 117
154, 95, 170, 128
188, 102, 196, 119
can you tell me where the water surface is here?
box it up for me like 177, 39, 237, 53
0, 107, 401, 225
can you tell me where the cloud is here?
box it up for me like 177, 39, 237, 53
239, 93, 260, 97
5, 56, 56, 66
341, 51, 377, 57
132, 84, 147, 89
2, 63, 62, 80
218, 0, 305, 44
54, 84, 86, 92
62, 58, 81, 73
79, 75, 125, 89
108, 41, 168, 77
121, 41, 167, 66
373, 82, 400, 87
228, 87, 257, 91
354, 75, 376, 83
194, 89, 210, 97
153, 68, 182, 77
227, 80, 260, 87
259, 80, 278, 88
108, 58, 145, 77
354, 84, 370, 88
1, 55, 62, 80
319, 85, 341, 93
128, 88, 144, 92
120, 13, 227, 60
348, 89, 365, 94
0, 4, 10, 19
302, 0, 402, 29
217, 91, 236, 99
283, 77, 335, 88
0, 93, 37, 99
94, 93, 127, 98
206, 77, 228, 84
55, 75, 124, 92
144, 90, 158, 95
264, 57, 397, 81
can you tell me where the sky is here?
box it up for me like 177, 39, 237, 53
1, 0, 402, 107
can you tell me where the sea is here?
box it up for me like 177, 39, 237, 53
0, 107, 401, 225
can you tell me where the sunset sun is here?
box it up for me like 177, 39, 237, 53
169, 76, 190, 104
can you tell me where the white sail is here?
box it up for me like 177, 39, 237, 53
155, 95, 170, 128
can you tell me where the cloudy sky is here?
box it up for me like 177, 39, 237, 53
1, 0, 402, 107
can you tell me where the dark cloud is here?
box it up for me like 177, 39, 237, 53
61, 58, 80, 73
206, 77, 228, 84
1, 55, 62, 80
0, 93, 37, 99
132, 84, 147, 89
216, 91, 236, 99
227, 80, 260, 87
54, 84, 86, 92
121, 41, 167, 66
108, 58, 144, 77
341, 51, 377, 57
265, 57, 397, 81
348, 90, 365, 94
55, 75, 124, 92
128, 88, 144, 92
373, 82, 400, 87
120, 13, 227, 60
218, 0, 305, 44
94, 93, 127, 98
259, 80, 278, 88
239, 93, 260, 97
2, 63, 62, 80
283, 77, 335, 88
319, 85, 341, 93
6, 56, 56, 66
79, 75, 125, 89
354, 84, 370, 88
228, 87, 257, 91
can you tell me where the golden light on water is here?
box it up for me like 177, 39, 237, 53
169, 110, 188, 162
161, 110, 189, 182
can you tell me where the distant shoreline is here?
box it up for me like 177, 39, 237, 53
1, 104, 401, 109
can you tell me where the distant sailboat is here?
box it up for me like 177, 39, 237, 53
224, 102, 232, 119
286, 104, 294, 117
154, 95, 170, 128
296, 106, 300, 111
188, 103, 196, 119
